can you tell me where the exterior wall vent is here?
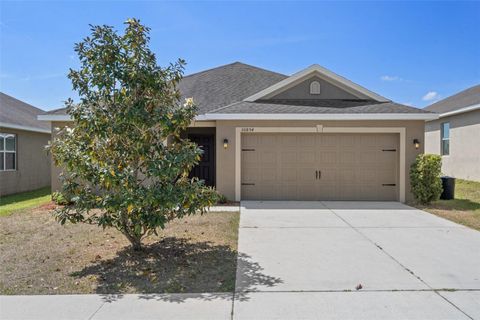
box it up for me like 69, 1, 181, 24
310, 81, 321, 95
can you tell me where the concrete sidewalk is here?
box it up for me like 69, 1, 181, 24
0, 293, 233, 320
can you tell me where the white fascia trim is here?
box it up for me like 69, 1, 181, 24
244, 64, 390, 102
434, 103, 480, 119
197, 113, 438, 121
0, 122, 50, 134
37, 114, 72, 122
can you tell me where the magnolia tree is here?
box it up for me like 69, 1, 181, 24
50, 19, 217, 250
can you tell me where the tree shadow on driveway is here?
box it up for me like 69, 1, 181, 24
73, 237, 281, 303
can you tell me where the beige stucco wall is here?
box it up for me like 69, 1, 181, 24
0, 127, 51, 196
50, 122, 72, 192
425, 109, 480, 181
216, 120, 425, 202
50, 119, 425, 202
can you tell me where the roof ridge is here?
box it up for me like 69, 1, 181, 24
204, 101, 243, 114
182, 61, 287, 79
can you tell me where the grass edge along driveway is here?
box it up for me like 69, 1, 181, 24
414, 179, 480, 231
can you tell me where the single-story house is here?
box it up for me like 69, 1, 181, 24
0, 92, 51, 196
39, 62, 437, 202
424, 85, 480, 181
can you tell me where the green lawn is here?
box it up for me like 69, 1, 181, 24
0, 187, 52, 216
416, 179, 480, 231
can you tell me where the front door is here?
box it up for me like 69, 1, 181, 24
188, 134, 215, 187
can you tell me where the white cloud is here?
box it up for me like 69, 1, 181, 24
422, 91, 439, 101
381, 75, 402, 82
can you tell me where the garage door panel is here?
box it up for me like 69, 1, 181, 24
281, 135, 298, 146
279, 151, 297, 164
259, 151, 277, 164
258, 135, 276, 146
298, 135, 315, 147
261, 167, 278, 182
242, 167, 260, 182
281, 168, 298, 181
339, 151, 356, 164
318, 168, 337, 183
241, 133, 399, 201
318, 135, 338, 146
242, 150, 258, 163
298, 151, 315, 164
339, 135, 356, 147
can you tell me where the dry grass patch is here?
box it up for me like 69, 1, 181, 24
0, 205, 239, 295
415, 179, 480, 231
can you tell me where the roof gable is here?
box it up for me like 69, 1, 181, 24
244, 64, 389, 103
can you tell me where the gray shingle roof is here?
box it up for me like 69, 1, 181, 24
0, 92, 50, 131
424, 84, 480, 114
42, 62, 430, 117
45, 62, 288, 116
179, 62, 287, 114
46, 107, 67, 115
209, 100, 432, 114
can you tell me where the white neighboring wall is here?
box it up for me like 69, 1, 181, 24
425, 109, 480, 181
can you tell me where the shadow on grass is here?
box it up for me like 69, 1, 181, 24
73, 237, 281, 303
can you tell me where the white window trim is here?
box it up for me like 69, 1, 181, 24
441, 122, 450, 156
0, 133, 17, 171
234, 126, 406, 203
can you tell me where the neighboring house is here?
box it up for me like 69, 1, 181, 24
424, 85, 480, 181
39, 62, 437, 202
0, 92, 51, 196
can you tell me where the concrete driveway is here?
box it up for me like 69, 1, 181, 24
234, 201, 480, 320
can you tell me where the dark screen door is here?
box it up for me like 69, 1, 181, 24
188, 134, 215, 187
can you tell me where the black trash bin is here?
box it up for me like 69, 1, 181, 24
440, 176, 455, 200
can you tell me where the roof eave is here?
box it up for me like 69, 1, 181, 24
37, 112, 438, 122
0, 122, 51, 134
198, 113, 438, 121
38, 114, 72, 122
426, 103, 480, 120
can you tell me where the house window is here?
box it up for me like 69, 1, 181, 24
0, 133, 16, 171
441, 122, 450, 156
310, 81, 321, 95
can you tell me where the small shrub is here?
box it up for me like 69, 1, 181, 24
217, 193, 228, 204
51, 192, 72, 205
410, 154, 442, 204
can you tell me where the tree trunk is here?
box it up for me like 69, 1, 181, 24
122, 230, 143, 251
130, 239, 143, 251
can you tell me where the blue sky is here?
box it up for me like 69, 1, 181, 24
1, 1, 479, 110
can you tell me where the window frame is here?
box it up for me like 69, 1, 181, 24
0, 133, 17, 171
440, 122, 450, 156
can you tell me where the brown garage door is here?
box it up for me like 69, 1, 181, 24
241, 133, 399, 201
